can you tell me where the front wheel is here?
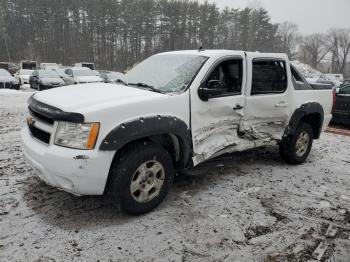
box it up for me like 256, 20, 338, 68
279, 122, 313, 164
108, 142, 175, 215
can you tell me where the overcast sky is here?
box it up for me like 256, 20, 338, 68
203, 0, 350, 34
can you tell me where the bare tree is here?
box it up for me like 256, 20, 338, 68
299, 33, 329, 69
277, 21, 301, 59
327, 28, 350, 74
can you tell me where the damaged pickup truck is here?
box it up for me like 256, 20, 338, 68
21, 50, 333, 214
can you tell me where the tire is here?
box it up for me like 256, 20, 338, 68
37, 84, 41, 91
279, 122, 313, 164
108, 142, 175, 215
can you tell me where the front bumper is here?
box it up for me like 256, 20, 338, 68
21, 127, 115, 195
0, 82, 19, 89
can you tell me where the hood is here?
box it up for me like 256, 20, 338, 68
40, 77, 64, 85
33, 83, 164, 112
0, 75, 16, 83
75, 76, 102, 83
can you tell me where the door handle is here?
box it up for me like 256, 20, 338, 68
275, 102, 288, 108
233, 104, 243, 110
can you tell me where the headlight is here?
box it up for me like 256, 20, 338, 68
54, 122, 100, 150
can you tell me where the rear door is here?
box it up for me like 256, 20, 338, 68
241, 54, 293, 140
190, 55, 246, 164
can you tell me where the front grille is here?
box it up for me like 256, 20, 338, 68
0, 82, 11, 89
29, 108, 54, 125
28, 124, 51, 144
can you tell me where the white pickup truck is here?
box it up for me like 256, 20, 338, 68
21, 50, 333, 214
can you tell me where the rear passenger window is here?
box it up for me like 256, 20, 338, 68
251, 60, 287, 95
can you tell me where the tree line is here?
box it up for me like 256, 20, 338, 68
0, 0, 349, 75
278, 21, 350, 76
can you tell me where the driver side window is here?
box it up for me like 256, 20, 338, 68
206, 59, 243, 96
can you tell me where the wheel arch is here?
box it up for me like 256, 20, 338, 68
285, 102, 324, 139
99, 116, 193, 169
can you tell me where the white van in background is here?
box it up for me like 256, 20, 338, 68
40, 63, 59, 70
74, 62, 95, 70
21, 60, 37, 70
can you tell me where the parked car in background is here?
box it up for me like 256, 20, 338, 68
98, 70, 125, 83
332, 80, 350, 125
14, 69, 34, 85
74, 62, 95, 70
316, 79, 338, 88
341, 79, 350, 86
64, 68, 103, 84
0, 69, 20, 89
22, 50, 333, 214
324, 73, 344, 82
52, 68, 73, 85
29, 70, 65, 91
40, 63, 59, 70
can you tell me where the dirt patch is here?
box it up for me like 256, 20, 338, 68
244, 225, 272, 240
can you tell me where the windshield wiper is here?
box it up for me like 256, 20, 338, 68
128, 82, 163, 93
115, 78, 128, 86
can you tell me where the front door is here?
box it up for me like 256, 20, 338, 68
190, 55, 246, 165
241, 54, 293, 140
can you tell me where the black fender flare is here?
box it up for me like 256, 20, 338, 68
285, 102, 324, 139
99, 116, 192, 168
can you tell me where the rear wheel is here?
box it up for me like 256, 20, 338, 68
279, 122, 313, 164
108, 142, 175, 215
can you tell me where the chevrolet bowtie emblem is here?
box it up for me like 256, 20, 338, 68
27, 116, 36, 125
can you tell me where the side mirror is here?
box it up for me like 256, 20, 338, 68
198, 80, 226, 101
335, 87, 340, 94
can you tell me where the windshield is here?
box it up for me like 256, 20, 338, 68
54, 69, 66, 76
124, 54, 208, 93
0, 69, 11, 77
20, 69, 33, 75
73, 70, 98, 77
341, 80, 350, 86
38, 70, 59, 78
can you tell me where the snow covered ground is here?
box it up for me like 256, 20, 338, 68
1, 90, 350, 261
